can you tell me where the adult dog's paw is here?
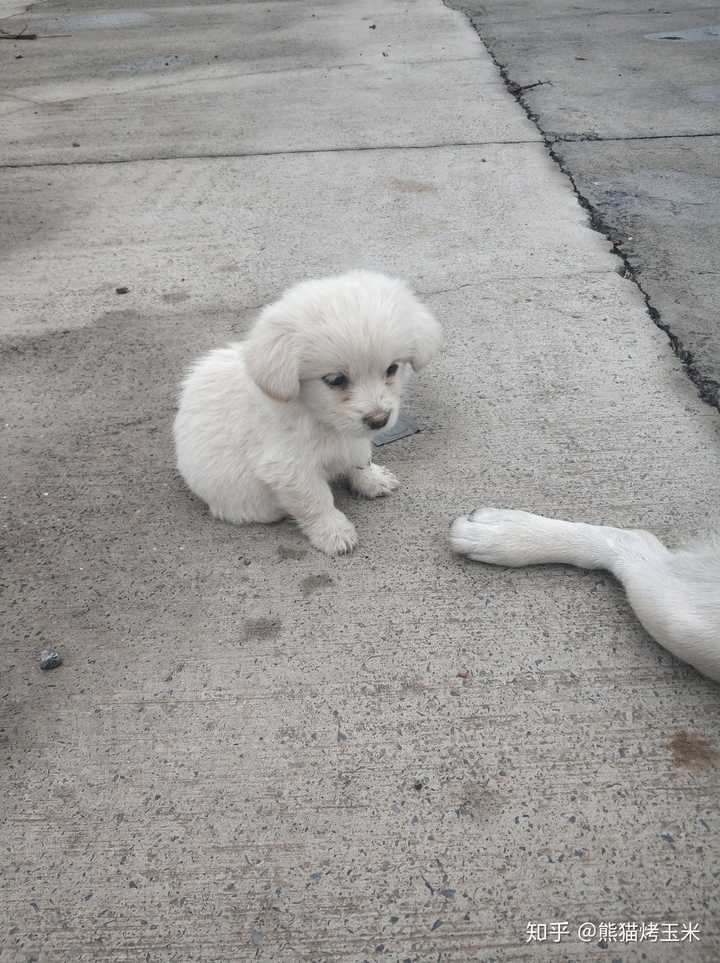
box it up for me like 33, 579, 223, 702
306, 511, 359, 555
450, 508, 536, 565
351, 463, 400, 499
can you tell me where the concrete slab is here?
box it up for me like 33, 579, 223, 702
0, 0, 28, 18
0, 0, 538, 165
451, 0, 720, 139
557, 135, 720, 398
0, 142, 614, 338
4, 269, 720, 961
7, 0, 488, 70
449, 0, 720, 410
2, 0, 720, 961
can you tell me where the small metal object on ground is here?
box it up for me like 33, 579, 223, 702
40, 649, 63, 670
372, 414, 419, 447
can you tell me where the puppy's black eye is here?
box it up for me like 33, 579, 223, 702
322, 373, 349, 389
386, 363, 399, 377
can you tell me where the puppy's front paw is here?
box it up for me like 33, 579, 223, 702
350, 463, 400, 499
306, 511, 358, 555
450, 508, 537, 565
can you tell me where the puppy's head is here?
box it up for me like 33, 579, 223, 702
244, 270, 442, 435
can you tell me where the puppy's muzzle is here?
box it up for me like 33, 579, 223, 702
363, 410, 391, 430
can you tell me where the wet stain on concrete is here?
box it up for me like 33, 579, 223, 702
45, 99, 83, 113
388, 177, 436, 193
241, 617, 282, 641
667, 730, 719, 771
300, 573, 333, 596
277, 544, 308, 561
646, 25, 720, 42
686, 84, 720, 103
41, 11, 153, 31
452, 783, 504, 819
102, 308, 141, 325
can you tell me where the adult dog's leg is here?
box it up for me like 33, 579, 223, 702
450, 508, 664, 570
450, 509, 720, 682
616, 540, 720, 682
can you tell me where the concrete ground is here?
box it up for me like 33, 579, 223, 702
449, 0, 720, 407
1, 1, 719, 962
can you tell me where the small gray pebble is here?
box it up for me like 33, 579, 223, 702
40, 649, 62, 670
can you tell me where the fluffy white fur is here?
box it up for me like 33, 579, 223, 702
450, 508, 720, 683
174, 270, 441, 554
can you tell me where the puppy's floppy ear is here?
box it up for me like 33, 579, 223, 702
243, 308, 300, 402
408, 300, 443, 371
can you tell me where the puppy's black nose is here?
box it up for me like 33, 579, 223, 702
363, 411, 390, 430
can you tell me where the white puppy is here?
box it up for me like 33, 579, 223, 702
174, 270, 441, 554
450, 508, 720, 683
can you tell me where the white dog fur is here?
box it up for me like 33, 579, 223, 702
450, 508, 720, 683
174, 270, 441, 554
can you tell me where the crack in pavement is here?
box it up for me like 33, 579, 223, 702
552, 131, 720, 143
447, 0, 720, 412
0, 138, 542, 170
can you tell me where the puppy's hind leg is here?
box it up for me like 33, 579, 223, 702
208, 478, 287, 525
